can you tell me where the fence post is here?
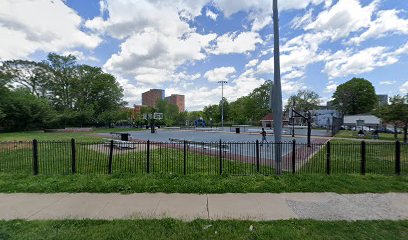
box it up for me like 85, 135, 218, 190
33, 139, 39, 175
326, 141, 331, 175
256, 140, 260, 173
396, 141, 401, 175
292, 139, 296, 174
108, 140, 114, 174
71, 138, 76, 174
361, 141, 366, 175
183, 140, 187, 175
219, 140, 222, 175
147, 140, 150, 173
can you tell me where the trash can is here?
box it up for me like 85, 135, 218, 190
236, 127, 240, 134
121, 133, 129, 141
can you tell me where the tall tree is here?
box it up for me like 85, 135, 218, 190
0, 60, 50, 97
375, 95, 408, 142
43, 53, 78, 111
332, 78, 377, 115
285, 90, 321, 113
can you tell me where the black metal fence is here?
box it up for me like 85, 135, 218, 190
0, 139, 406, 176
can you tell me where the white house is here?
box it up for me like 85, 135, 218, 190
343, 115, 382, 130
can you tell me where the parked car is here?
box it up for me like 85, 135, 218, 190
378, 128, 402, 134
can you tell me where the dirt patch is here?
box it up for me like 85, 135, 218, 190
86, 143, 160, 155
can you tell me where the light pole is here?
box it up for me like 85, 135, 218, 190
218, 80, 228, 129
272, 0, 283, 175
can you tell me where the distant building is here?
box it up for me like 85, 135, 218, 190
310, 109, 342, 128
142, 89, 165, 108
133, 105, 147, 115
165, 94, 185, 112
343, 115, 382, 130
326, 100, 335, 108
377, 94, 388, 106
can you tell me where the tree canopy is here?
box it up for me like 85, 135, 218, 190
332, 78, 377, 115
285, 90, 321, 113
0, 53, 125, 131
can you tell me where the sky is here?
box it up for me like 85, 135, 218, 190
0, 0, 407, 111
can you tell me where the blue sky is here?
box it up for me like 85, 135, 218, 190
1, 0, 407, 110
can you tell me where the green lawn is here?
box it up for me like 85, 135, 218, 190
335, 130, 400, 141
0, 219, 407, 240
0, 128, 139, 142
302, 139, 408, 175
0, 173, 406, 194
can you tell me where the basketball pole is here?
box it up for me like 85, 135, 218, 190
272, 0, 283, 175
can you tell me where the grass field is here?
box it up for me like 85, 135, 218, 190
0, 128, 138, 142
0, 173, 406, 193
0, 219, 407, 240
335, 130, 400, 141
302, 139, 408, 175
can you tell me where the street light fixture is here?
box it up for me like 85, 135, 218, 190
218, 80, 228, 129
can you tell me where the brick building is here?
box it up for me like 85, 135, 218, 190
165, 94, 185, 112
142, 89, 165, 108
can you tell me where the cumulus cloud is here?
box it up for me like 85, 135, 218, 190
400, 81, 408, 94
349, 9, 408, 45
324, 42, 408, 79
0, 0, 101, 60
206, 9, 218, 21
204, 67, 236, 82
306, 0, 380, 40
325, 80, 338, 93
212, 32, 263, 55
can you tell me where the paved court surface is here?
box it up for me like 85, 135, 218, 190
119, 129, 328, 144
1, 193, 407, 221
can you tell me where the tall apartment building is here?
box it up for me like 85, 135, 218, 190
142, 89, 165, 108
165, 94, 185, 112
377, 94, 388, 106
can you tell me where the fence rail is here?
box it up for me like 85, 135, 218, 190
0, 139, 406, 176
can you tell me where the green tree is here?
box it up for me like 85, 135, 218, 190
0, 60, 50, 97
43, 53, 78, 111
375, 95, 408, 142
285, 90, 321, 113
1, 89, 56, 131
155, 99, 179, 126
332, 78, 377, 115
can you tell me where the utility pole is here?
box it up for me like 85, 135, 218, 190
272, 0, 283, 175
218, 80, 228, 129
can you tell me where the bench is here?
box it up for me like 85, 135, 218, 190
103, 138, 135, 149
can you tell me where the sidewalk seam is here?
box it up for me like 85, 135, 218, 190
26, 194, 69, 220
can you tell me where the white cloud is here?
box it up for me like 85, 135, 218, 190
324, 42, 408, 79
291, 9, 313, 29
0, 0, 101, 60
349, 9, 408, 45
379, 81, 396, 85
251, 16, 272, 32
215, 0, 327, 17
245, 59, 259, 68
206, 9, 218, 21
306, 0, 380, 40
400, 81, 408, 94
204, 67, 236, 82
325, 80, 338, 93
212, 31, 263, 55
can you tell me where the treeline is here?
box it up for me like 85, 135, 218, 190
0, 53, 125, 131
201, 81, 273, 125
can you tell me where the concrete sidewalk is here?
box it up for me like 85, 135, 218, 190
0, 193, 407, 221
